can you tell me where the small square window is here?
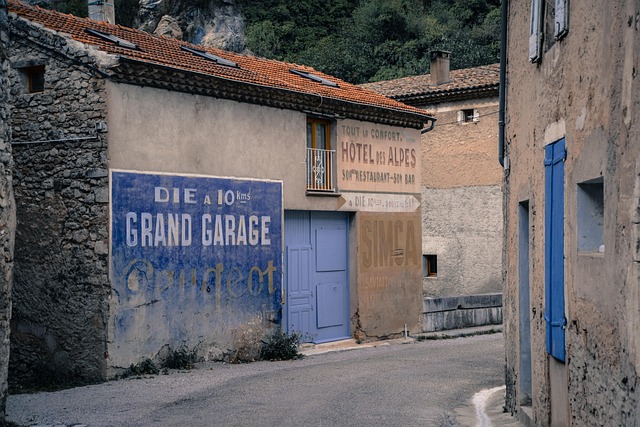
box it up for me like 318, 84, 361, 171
458, 109, 478, 124
577, 177, 604, 253
24, 65, 46, 93
422, 255, 437, 277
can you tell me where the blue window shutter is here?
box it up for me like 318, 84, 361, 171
554, 0, 569, 39
529, 0, 543, 62
544, 138, 566, 362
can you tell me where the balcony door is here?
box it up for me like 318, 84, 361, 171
307, 118, 333, 191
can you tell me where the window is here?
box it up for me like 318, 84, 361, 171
181, 46, 239, 68
530, 0, 568, 62
577, 177, 604, 253
458, 109, 478, 124
85, 28, 138, 50
290, 69, 339, 88
422, 255, 437, 277
307, 118, 330, 151
306, 118, 335, 191
23, 65, 45, 93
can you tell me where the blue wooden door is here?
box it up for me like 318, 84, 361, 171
544, 138, 566, 362
284, 211, 349, 343
311, 213, 350, 343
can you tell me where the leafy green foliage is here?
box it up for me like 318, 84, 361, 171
241, 0, 500, 84
260, 330, 303, 361
162, 345, 198, 370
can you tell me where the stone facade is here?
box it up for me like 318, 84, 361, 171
7, 16, 110, 390
0, 0, 15, 420
503, 1, 640, 425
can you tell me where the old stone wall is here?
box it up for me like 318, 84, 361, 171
504, 0, 640, 424
0, 0, 15, 420
7, 17, 110, 390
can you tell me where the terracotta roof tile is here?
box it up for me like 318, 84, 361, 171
360, 64, 500, 100
8, 0, 433, 123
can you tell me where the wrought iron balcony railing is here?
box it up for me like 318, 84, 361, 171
306, 147, 336, 192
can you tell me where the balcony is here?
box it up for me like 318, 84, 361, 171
306, 147, 336, 192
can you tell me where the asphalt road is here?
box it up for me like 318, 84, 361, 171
7, 333, 506, 427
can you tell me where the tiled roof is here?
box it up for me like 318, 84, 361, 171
7, 0, 433, 127
360, 64, 500, 105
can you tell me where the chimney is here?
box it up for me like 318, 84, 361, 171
88, 0, 115, 24
430, 50, 451, 85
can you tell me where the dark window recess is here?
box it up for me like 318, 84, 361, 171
26, 65, 46, 93
85, 28, 138, 50
290, 69, 339, 88
422, 255, 437, 277
464, 109, 474, 122
180, 46, 239, 68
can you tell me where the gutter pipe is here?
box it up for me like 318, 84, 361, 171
498, 0, 507, 167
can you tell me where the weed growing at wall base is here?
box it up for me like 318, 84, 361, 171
260, 330, 303, 361
162, 345, 198, 370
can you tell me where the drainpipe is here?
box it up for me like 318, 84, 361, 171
498, 0, 508, 167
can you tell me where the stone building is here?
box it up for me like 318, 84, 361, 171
502, 0, 640, 425
0, 0, 16, 421
5, 0, 433, 388
362, 53, 503, 331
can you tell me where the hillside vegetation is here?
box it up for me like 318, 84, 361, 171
29, 0, 501, 84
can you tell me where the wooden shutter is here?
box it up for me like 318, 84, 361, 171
554, 0, 569, 39
544, 138, 567, 362
529, 0, 543, 62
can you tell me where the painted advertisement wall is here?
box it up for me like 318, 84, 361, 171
356, 212, 423, 337
338, 119, 420, 194
109, 171, 282, 366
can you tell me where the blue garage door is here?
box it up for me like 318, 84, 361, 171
285, 211, 350, 343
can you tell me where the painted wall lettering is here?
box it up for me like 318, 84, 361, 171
360, 218, 419, 269
111, 171, 283, 318
338, 120, 420, 193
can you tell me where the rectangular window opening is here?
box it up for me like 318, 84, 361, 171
577, 177, 604, 253
306, 117, 335, 192
458, 109, 478, 124
23, 65, 46, 93
422, 255, 437, 277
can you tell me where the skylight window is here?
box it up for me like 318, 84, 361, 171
180, 46, 239, 68
85, 28, 138, 50
290, 69, 339, 88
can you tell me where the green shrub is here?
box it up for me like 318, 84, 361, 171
260, 330, 303, 361
162, 345, 198, 370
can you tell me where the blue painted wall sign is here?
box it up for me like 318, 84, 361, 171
110, 171, 283, 355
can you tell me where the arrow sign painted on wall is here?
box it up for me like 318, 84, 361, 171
337, 193, 420, 212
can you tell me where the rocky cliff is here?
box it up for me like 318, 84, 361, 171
138, 0, 249, 53
20, 0, 249, 53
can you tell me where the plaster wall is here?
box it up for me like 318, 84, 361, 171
421, 185, 502, 297
421, 98, 501, 189
418, 97, 502, 301
355, 211, 423, 337
503, 0, 640, 424
107, 82, 337, 212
